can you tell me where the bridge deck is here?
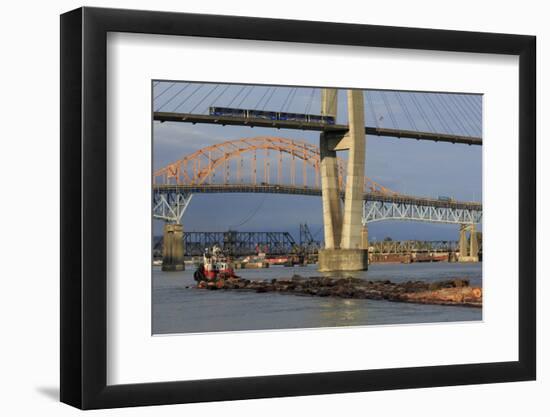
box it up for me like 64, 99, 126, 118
153, 184, 482, 211
154, 112, 482, 146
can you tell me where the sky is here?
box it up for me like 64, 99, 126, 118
152, 82, 482, 242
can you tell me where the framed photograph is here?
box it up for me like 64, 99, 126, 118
60, 6, 536, 409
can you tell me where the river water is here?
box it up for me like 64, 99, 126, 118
152, 262, 482, 334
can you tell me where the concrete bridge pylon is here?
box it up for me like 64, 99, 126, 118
469, 223, 479, 262
162, 223, 185, 271
318, 89, 369, 272
458, 222, 479, 262
459, 224, 469, 258
319, 88, 343, 250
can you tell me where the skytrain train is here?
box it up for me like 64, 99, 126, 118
208, 106, 336, 125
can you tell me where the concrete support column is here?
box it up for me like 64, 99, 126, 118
162, 223, 185, 271
320, 88, 342, 249
469, 223, 479, 261
340, 89, 366, 249
459, 224, 468, 258
318, 88, 368, 272
361, 224, 369, 250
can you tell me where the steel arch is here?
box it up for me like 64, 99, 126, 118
153, 136, 394, 194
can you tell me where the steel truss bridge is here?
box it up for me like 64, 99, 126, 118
153, 137, 482, 226
370, 240, 459, 254
153, 232, 460, 257
154, 224, 320, 256
363, 200, 482, 224
182, 231, 296, 256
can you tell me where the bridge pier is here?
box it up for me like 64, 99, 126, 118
318, 248, 369, 272
162, 223, 185, 271
361, 224, 369, 250
459, 224, 468, 258
318, 89, 368, 272
458, 223, 479, 262
469, 223, 479, 262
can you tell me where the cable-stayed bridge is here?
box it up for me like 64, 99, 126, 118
153, 82, 482, 145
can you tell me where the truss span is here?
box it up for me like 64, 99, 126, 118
363, 200, 482, 225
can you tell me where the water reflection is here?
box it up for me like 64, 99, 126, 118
315, 298, 367, 327
153, 263, 482, 334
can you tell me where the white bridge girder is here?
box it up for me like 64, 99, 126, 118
152, 190, 483, 226
153, 191, 193, 223
362, 200, 482, 225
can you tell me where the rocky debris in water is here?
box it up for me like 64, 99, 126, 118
195, 275, 482, 307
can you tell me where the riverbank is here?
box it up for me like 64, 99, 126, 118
194, 275, 482, 308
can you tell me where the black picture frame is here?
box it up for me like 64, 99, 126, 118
60, 6, 536, 410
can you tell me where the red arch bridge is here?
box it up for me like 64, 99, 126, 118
152, 137, 482, 226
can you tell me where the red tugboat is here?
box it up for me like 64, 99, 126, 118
194, 245, 238, 289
